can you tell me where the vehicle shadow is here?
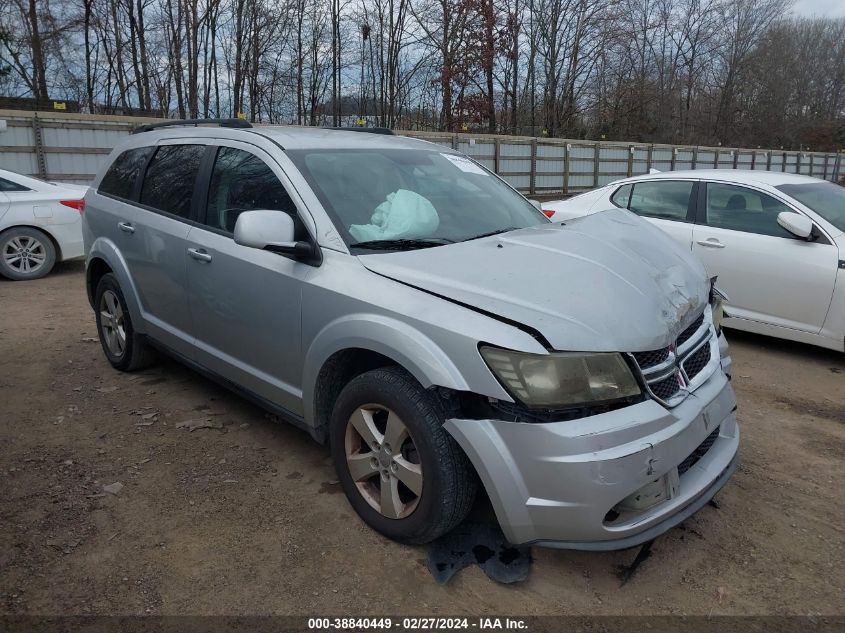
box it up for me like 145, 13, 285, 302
724, 327, 845, 367
0, 259, 85, 282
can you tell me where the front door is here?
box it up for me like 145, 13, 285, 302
692, 182, 838, 333
185, 143, 312, 415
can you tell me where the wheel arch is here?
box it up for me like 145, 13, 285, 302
85, 238, 145, 333
303, 316, 472, 443
0, 223, 63, 261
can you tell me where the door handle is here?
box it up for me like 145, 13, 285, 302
118, 222, 135, 234
696, 239, 725, 249
188, 247, 212, 263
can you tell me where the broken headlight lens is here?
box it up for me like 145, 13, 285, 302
710, 279, 728, 333
480, 347, 641, 408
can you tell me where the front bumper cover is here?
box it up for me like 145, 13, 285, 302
444, 368, 739, 549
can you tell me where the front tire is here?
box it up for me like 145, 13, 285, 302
0, 227, 56, 280
330, 367, 476, 544
94, 273, 156, 371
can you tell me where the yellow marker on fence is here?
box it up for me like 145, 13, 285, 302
53, 102, 67, 110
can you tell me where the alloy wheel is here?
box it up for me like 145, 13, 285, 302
3, 235, 47, 275
99, 289, 126, 357
344, 404, 423, 519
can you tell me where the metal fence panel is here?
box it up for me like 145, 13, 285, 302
0, 110, 841, 194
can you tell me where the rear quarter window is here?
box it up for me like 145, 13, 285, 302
0, 177, 30, 192
610, 184, 633, 208
99, 147, 153, 200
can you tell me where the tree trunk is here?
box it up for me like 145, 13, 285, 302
27, 0, 48, 100
137, 0, 152, 111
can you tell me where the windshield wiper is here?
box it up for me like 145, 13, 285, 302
349, 237, 455, 251
462, 227, 519, 242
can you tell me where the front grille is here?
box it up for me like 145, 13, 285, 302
677, 313, 705, 347
629, 308, 715, 406
683, 342, 711, 381
632, 348, 670, 369
649, 374, 681, 401
677, 426, 720, 476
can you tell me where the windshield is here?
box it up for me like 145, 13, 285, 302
776, 182, 845, 232
287, 148, 547, 249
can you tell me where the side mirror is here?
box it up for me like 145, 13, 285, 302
234, 210, 313, 258
776, 211, 814, 241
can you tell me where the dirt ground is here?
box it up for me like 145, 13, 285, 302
1, 260, 843, 617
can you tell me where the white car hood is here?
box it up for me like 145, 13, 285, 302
359, 209, 709, 352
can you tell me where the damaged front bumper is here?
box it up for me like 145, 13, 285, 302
444, 367, 739, 550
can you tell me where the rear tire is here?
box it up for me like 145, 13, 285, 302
94, 273, 156, 371
0, 227, 56, 280
330, 367, 476, 544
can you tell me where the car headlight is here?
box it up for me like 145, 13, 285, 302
480, 346, 642, 408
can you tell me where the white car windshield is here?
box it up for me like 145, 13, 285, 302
776, 182, 845, 232
288, 148, 547, 249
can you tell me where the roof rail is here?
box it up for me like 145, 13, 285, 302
132, 118, 253, 134
329, 127, 394, 135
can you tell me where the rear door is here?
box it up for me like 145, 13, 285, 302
0, 191, 9, 222
615, 179, 697, 249
0, 175, 31, 222
692, 181, 838, 333
185, 142, 312, 415
116, 141, 210, 356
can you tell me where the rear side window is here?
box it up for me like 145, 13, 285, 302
99, 147, 153, 200
140, 145, 206, 218
610, 184, 632, 208
205, 147, 297, 233
0, 177, 30, 192
628, 180, 693, 221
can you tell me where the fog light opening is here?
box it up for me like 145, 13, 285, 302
604, 508, 621, 524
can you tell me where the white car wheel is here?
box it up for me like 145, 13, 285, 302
0, 227, 56, 281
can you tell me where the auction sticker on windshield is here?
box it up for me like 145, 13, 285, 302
441, 153, 488, 175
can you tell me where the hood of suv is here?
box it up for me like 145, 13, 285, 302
358, 209, 709, 352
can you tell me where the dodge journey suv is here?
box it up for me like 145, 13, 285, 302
82, 120, 739, 549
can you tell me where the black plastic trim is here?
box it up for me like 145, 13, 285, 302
132, 118, 252, 134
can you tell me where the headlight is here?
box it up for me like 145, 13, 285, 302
480, 346, 642, 408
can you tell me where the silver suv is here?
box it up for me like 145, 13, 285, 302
83, 120, 739, 549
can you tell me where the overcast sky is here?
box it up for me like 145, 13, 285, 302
791, 0, 845, 17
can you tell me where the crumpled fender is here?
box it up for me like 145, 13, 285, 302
301, 313, 473, 424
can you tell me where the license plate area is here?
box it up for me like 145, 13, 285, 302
616, 467, 681, 513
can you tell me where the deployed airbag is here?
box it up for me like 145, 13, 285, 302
349, 189, 439, 242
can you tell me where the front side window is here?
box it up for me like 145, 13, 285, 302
705, 183, 793, 238
627, 180, 693, 221
286, 148, 546, 249
776, 182, 845, 233
99, 146, 153, 200
205, 147, 297, 234
139, 144, 205, 218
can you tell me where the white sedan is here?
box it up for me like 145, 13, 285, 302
0, 168, 88, 280
544, 170, 845, 352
